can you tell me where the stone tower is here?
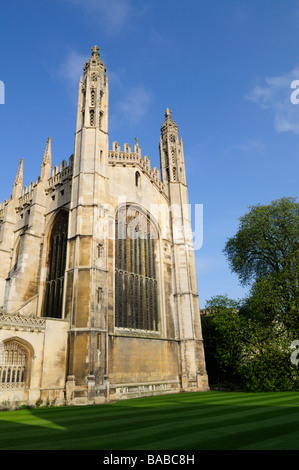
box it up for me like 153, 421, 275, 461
64, 45, 110, 398
159, 109, 207, 390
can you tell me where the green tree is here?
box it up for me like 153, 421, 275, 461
223, 197, 299, 333
212, 197, 299, 391
238, 295, 298, 391
203, 198, 299, 391
202, 295, 244, 388
202, 293, 299, 391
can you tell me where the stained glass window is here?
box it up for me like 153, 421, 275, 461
115, 206, 159, 331
44, 211, 68, 318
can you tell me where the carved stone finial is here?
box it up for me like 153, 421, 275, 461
42, 137, 52, 167
14, 158, 24, 187
165, 108, 172, 119
161, 108, 178, 136
135, 137, 139, 146
91, 45, 100, 58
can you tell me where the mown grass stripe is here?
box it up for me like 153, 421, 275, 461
131, 406, 299, 450
24, 405, 299, 450
4, 402, 299, 450
113, 391, 299, 407
239, 428, 299, 450
1, 392, 299, 450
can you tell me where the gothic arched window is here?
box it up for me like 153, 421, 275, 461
44, 211, 68, 318
115, 206, 159, 331
0, 340, 29, 389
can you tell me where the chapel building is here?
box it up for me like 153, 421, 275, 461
0, 46, 209, 405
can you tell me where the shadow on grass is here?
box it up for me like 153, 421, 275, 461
1, 391, 299, 450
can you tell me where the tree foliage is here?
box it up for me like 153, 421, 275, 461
202, 198, 299, 391
223, 197, 299, 285
202, 293, 299, 391
223, 197, 299, 333
202, 295, 244, 389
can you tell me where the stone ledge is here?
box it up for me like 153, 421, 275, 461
0, 313, 46, 331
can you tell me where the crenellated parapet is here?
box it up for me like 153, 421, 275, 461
16, 187, 35, 212
45, 155, 73, 194
0, 199, 14, 222
12, 154, 74, 212
108, 141, 166, 194
0, 137, 74, 218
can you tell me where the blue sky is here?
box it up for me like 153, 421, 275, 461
0, 0, 298, 307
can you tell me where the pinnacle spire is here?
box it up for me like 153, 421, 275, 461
12, 158, 23, 198
14, 158, 23, 187
91, 45, 100, 58
41, 138, 52, 180
42, 137, 52, 167
164, 108, 176, 125
165, 108, 172, 119
161, 107, 178, 134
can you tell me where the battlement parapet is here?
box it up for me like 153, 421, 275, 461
45, 159, 73, 193
108, 142, 165, 193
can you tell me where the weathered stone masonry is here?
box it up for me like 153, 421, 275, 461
0, 46, 208, 405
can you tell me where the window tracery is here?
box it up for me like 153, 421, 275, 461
0, 341, 28, 389
90, 109, 95, 126
115, 206, 159, 331
91, 88, 96, 106
44, 211, 68, 318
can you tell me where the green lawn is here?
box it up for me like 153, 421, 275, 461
1, 391, 299, 450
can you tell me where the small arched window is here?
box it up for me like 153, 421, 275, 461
90, 109, 95, 126
13, 239, 20, 271
165, 168, 170, 182
172, 167, 177, 181
135, 171, 141, 188
91, 88, 96, 107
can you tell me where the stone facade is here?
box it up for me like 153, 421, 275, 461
0, 46, 209, 406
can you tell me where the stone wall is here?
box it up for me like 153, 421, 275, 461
0, 315, 68, 405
